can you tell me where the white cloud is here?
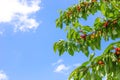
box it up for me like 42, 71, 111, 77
53, 59, 70, 74
54, 64, 70, 73
53, 60, 81, 75
73, 63, 81, 67
0, 0, 41, 32
52, 59, 63, 66
0, 71, 8, 80
57, 59, 63, 64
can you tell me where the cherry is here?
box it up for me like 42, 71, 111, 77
115, 48, 120, 51
115, 49, 120, 56
115, 48, 118, 51
91, 34, 95, 39
66, 11, 71, 17
76, 5, 81, 12
98, 60, 104, 65
80, 34, 86, 39
115, 51, 120, 55
118, 58, 120, 62
103, 21, 108, 28
118, 48, 120, 51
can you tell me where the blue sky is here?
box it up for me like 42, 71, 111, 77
0, 0, 119, 80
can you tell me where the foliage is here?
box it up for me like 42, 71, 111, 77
54, 0, 120, 80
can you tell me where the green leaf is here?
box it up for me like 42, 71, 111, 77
53, 42, 57, 52
79, 67, 88, 79
90, 42, 96, 50
84, 50, 89, 57
94, 17, 101, 24
81, 26, 93, 32
108, 13, 114, 17
57, 40, 65, 56
56, 19, 59, 27
82, 12, 87, 20
95, 36, 101, 50
68, 48, 74, 56
58, 47, 65, 56
112, 29, 117, 35
73, 21, 80, 28
101, 3, 106, 15
89, 53, 95, 61
91, 72, 96, 80
81, 61, 90, 66
82, 45, 89, 57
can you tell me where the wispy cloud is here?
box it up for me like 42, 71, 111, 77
0, 0, 41, 32
53, 59, 82, 75
54, 64, 70, 74
52, 59, 63, 66
53, 59, 70, 74
73, 63, 81, 67
0, 71, 8, 80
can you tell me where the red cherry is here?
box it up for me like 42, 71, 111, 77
115, 51, 120, 55
80, 34, 86, 39
98, 60, 104, 65
103, 22, 108, 28
118, 48, 120, 51
115, 48, 119, 51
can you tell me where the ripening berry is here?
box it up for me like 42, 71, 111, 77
115, 48, 120, 51
103, 22, 108, 28
98, 60, 104, 65
91, 34, 95, 39
118, 58, 120, 62
80, 34, 86, 39
116, 51, 120, 55
76, 5, 81, 12
115, 48, 118, 51
66, 11, 71, 17
118, 48, 120, 51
